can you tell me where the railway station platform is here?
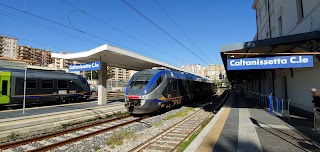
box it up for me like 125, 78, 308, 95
185, 90, 320, 152
0, 100, 126, 140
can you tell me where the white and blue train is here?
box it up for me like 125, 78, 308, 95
125, 69, 217, 114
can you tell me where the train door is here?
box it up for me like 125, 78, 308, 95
0, 71, 11, 104
167, 78, 173, 99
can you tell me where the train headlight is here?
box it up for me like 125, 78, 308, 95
141, 95, 146, 99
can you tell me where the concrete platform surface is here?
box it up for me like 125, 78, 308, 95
0, 99, 124, 120
0, 100, 126, 139
185, 90, 320, 152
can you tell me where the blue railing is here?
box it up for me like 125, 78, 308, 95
236, 90, 290, 122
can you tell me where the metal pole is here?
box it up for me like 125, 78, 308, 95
288, 100, 290, 122
282, 99, 284, 115
91, 70, 92, 81
23, 69, 26, 114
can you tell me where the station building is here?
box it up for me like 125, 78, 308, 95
221, 0, 320, 118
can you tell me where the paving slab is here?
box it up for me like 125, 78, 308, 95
185, 90, 320, 152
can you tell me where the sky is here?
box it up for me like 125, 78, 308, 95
0, 0, 256, 67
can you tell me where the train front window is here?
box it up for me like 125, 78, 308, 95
2, 80, 8, 95
129, 74, 152, 89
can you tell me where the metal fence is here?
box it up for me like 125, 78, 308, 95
237, 90, 290, 122
314, 107, 320, 132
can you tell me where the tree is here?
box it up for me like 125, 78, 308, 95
85, 66, 114, 80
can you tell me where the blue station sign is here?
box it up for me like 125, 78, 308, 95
68, 61, 101, 72
227, 55, 313, 70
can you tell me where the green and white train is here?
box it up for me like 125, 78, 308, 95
0, 69, 91, 105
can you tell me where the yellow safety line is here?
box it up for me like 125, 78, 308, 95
196, 107, 231, 152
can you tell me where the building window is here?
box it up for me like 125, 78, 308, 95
278, 16, 283, 36
296, 0, 304, 22
258, 6, 261, 23
265, 0, 268, 13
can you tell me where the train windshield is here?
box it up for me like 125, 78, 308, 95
129, 74, 153, 90
77, 75, 90, 87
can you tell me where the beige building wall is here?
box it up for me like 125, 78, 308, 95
111, 67, 136, 82
182, 64, 225, 80
18, 46, 52, 66
0, 36, 18, 59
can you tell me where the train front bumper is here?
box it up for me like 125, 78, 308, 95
125, 99, 160, 114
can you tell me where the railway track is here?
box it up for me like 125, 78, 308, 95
0, 92, 229, 152
130, 91, 229, 152
0, 115, 149, 152
0, 103, 126, 141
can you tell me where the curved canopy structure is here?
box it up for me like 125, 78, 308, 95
52, 44, 199, 76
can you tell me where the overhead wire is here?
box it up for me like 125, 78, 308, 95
0, 10, 101, 46
0, 33, 72, 52
60, 0, 181, 62
120, 0, 209, 65
153, 0, 214, 64
0, 2, 177, 66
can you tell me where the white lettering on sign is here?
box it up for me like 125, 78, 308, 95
289, 56, 309, 64
229, 56, 310, 67
229, 58, 288, 66
69, 64, 91, 69
92, 62, 99, 68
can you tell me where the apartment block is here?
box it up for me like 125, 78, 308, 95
181, 64, 226, 80
181, 64, 202, 75
18, 46, 52, 66
0, 36, 18, 59
111, 67, 136, 82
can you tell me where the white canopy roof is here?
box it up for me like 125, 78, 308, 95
52, 44, 202, 76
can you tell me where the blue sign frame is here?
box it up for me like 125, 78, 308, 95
68, 61, 101, 72
227, 55, 313, 70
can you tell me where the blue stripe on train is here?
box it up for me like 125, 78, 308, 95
152, 99, 165, 102
142, 70, 165, 95
11, 93, 89, 98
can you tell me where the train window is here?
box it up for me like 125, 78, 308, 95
156, 76, 163, 86
41, 80, 54, 89
2, 80, 8, 95
129, 75, 152, 89
172, 81, 178, 91
23, 80, 37, 89
58, 80, 68, 89
184, 81, 188, 90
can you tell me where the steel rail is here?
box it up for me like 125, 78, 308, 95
130, 109, 203, 152
0, 115, 131, 150
171, 91, 229, 151
214, 91, 230, 113
28, 116, 150, 152
130, 90, 230, 152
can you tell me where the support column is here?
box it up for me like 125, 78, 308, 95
98, 62, 107, 105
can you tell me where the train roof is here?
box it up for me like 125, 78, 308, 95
139, 69, 213, 83
0, 68, 67, 73
0, 68, 80, 79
